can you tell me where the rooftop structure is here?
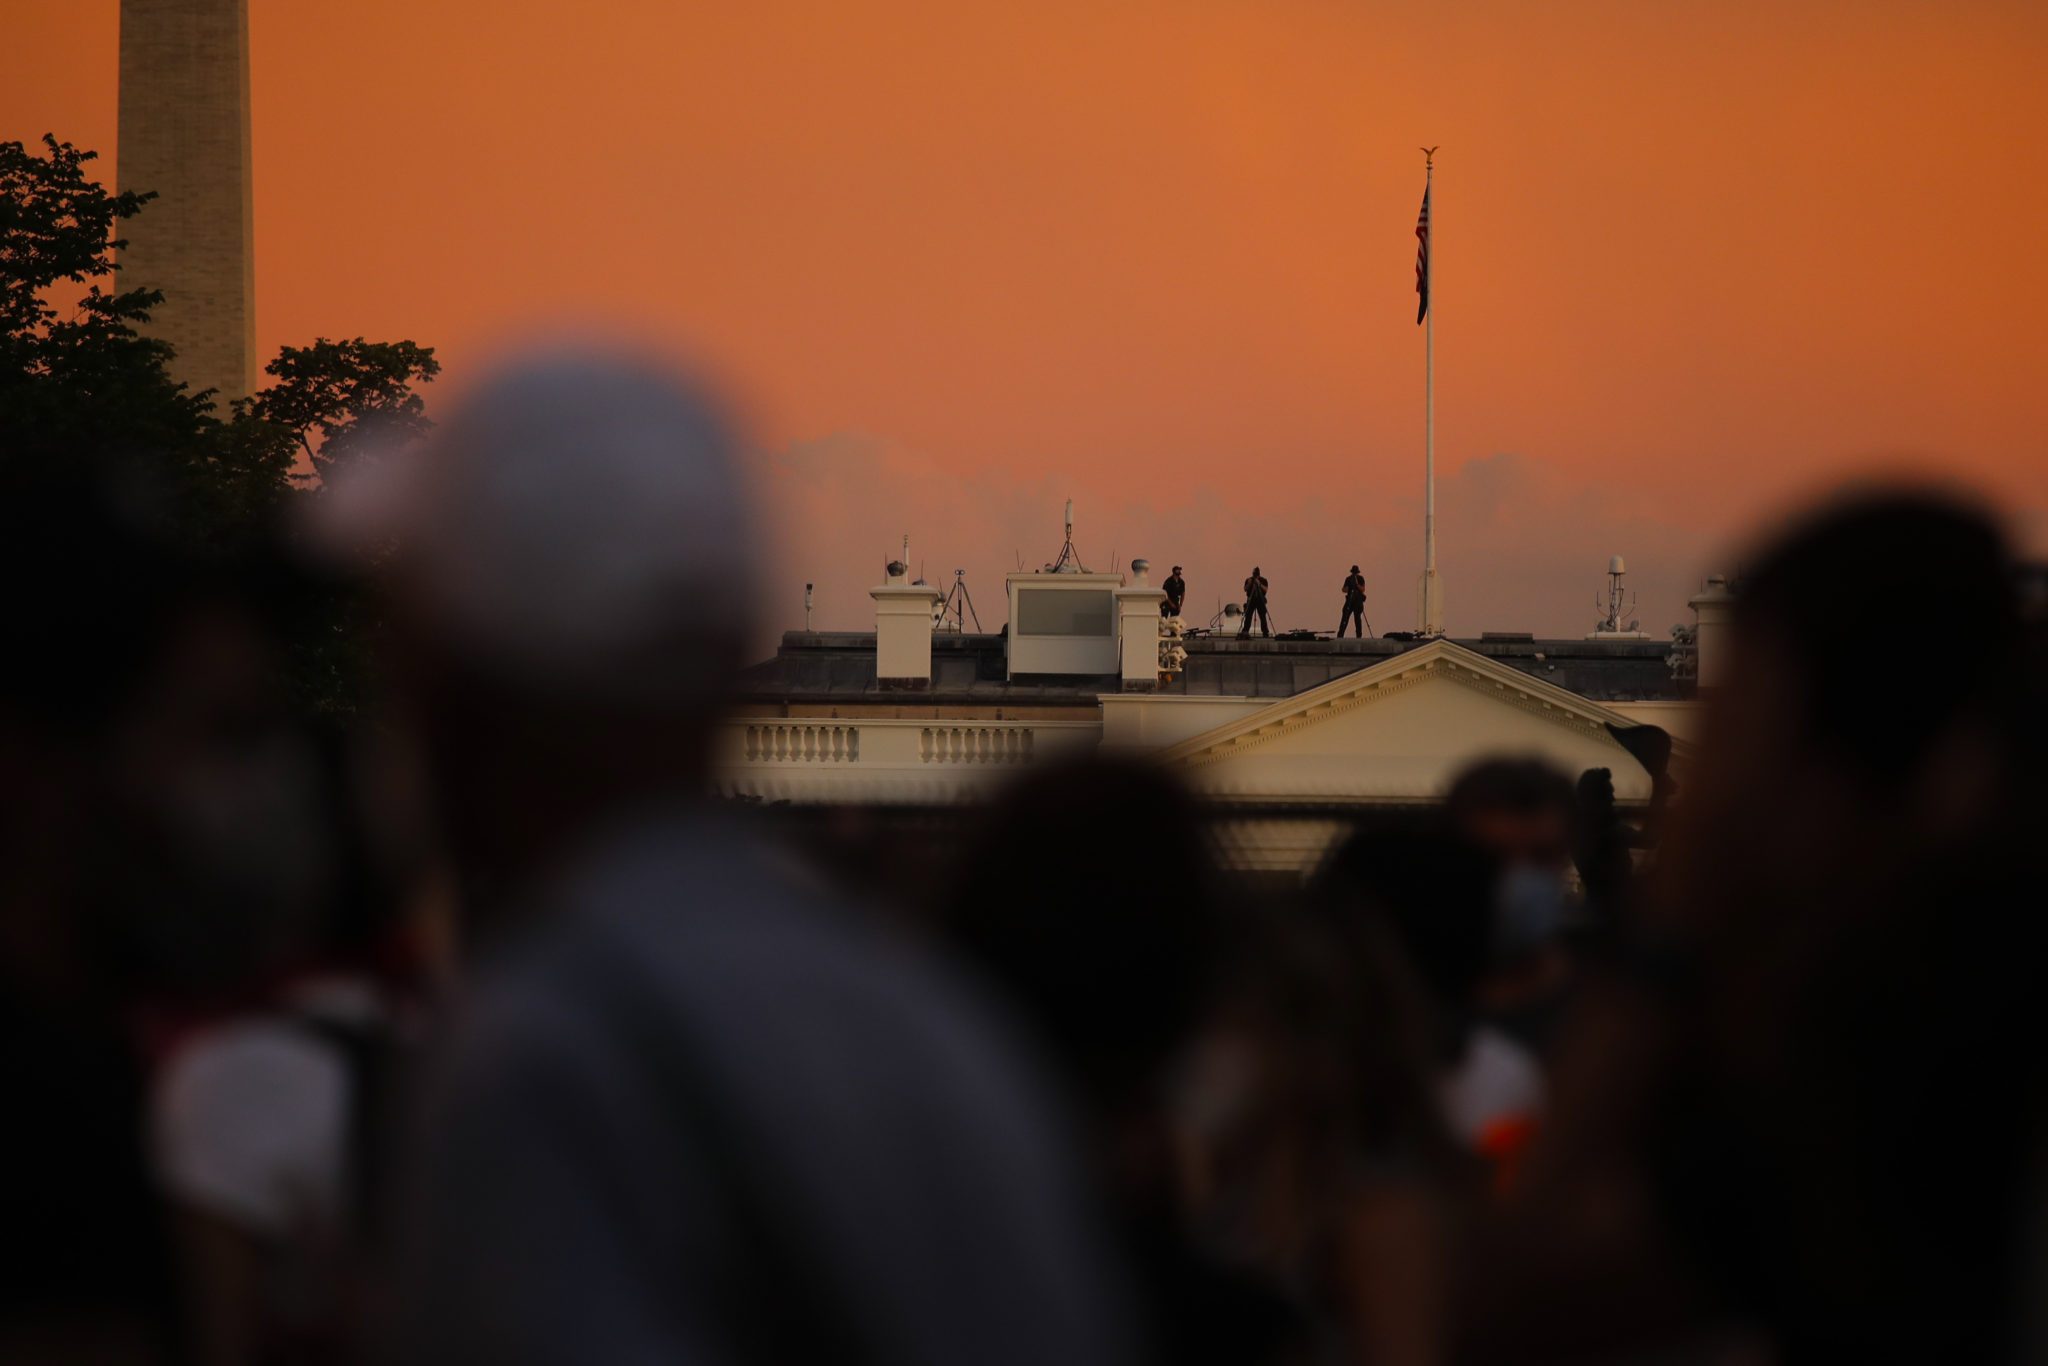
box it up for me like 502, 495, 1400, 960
719, 545, 1719, 875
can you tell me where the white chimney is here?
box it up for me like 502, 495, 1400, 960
873, 559, 943, 690
1114, 558, 1167, 692
1688, 573, 1736, 688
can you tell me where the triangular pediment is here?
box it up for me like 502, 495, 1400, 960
1157, 638, 1662, 804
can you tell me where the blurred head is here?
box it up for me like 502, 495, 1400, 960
1670, 491, 2027, 926
1305, 816, 1487, 1162
331, 346, 755, 701
1317, 814, 1499, 1042
0, 459, 325, 998
1447, 758, 1579, 971
1446, 758, 1576, 872
943, 760, 1226, 1119
323, 348, 759, 894
1639, 499, 2047, 1363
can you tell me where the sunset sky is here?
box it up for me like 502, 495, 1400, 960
10, 1, 2047, 640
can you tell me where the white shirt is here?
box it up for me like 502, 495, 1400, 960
1437, 1024, 1544, 1147
152, 1016, 349, 1237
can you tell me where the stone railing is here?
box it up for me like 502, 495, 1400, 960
919, 726, 1034, 764
742, 722, 861, 763
714, 718, 1100, 797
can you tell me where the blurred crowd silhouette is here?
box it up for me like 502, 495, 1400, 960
4, 349, 2046, 1366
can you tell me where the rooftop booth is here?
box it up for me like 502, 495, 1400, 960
1005, 571, 1123, 678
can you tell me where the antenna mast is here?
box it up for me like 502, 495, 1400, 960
1048, 497, 1088, 573
1593, 555, 1639, 635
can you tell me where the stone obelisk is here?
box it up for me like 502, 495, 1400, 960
117, 0, 256, 408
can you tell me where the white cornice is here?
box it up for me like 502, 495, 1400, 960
1156, 637, 1658, 769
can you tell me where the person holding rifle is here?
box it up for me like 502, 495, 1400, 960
1340, 565, 1369, 638
1238, 566, 1272, 639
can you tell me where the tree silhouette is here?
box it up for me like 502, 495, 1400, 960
252, 337, 441, 480
0, 134, 439, 711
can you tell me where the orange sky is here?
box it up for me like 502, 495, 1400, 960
10, 1, 2048, 639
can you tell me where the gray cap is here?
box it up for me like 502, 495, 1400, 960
319, 347, 756, 700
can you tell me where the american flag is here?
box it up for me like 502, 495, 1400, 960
1414, 179, 1431, 324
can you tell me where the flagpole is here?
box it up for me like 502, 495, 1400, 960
1419, 146, 1442, 635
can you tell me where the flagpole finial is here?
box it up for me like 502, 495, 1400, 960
1420, 145, 1439, 166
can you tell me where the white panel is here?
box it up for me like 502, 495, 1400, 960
1017, 588, 1114, 636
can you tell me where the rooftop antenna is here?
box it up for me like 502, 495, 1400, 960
1591, 554, 1641, 636
1047, 498, 1088, 573
804, 582, 813, 632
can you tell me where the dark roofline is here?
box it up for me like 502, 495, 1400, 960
766, 629, 1672, 656
739, 629, 1690, 705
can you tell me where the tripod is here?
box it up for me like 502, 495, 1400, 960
941, 569, 983, 632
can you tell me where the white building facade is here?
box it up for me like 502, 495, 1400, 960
716, 559, 1713, 876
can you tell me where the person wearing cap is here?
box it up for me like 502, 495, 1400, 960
1340, 565, 1369, 638
1161, 565, 1186, 619
1238, 566, 1272, 639
343, 350, 1131, 1366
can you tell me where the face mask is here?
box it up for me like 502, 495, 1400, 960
1492, 864, 1570, 963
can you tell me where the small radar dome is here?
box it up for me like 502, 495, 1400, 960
1608, 555, 1627, 576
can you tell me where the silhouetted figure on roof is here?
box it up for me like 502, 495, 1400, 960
1238, 568, 1271, 639
1162, 566, 1186, 619
1339, 566, 1368, 638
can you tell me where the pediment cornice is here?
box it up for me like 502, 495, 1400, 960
1157, 638, 1652, 768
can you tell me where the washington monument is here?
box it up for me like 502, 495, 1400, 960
118, 0, 256, 407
